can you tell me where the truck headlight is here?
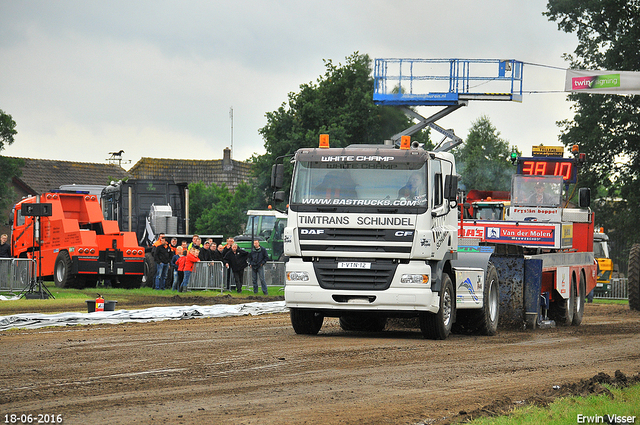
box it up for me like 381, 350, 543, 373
401, 274, 429, 284
287, 271, 309, 282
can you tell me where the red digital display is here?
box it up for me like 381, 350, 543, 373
517, 158, 577, 183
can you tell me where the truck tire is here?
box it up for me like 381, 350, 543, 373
549, 274, 575, 326
420, 273, 454, 340
629, 243, 640, 311
339, 314, 387, 332
475, 263, 500, 335
572, 271, 586, 326
290, 308, 324, 335
142, 253, 156, 288
54, 251, 73, 288
452, 263, 500, 336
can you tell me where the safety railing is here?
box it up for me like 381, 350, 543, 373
373, 58, 524, 106
187, 261, 286, 292
0, 258, 38, 293
594, 278, 628, 300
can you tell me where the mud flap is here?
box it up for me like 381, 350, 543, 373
490, 253, 524, 329
524, 259, 543, 329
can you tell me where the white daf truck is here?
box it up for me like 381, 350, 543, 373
272, 136, 500, 339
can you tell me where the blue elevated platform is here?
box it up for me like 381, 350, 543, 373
373, 58, 523, 106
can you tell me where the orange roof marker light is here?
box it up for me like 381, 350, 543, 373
400, 135, 411, 150
319, 134, 330, 148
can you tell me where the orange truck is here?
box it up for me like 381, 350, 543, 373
11, 190, 145, 288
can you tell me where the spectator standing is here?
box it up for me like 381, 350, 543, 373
199, 240, 213, 261
0, 234, 11, 258
153, 233, 166, 248
222, 237, 235, 290
223, 243, 248, 293
188, 235, 202, 251
153, 237, 172, 290
176, 249, 187, 290
171, 246, 183, 291
167, 237, 178, 287
248, 239, 269, 295
212, 243, 225, 262
180, 247, 200, 292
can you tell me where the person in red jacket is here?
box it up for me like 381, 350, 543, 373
180, 247, 200, 292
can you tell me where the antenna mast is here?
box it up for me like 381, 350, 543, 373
229, 106, 234, 159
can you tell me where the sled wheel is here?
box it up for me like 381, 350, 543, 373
549, 274, 575, 326
572, 271, 586, 326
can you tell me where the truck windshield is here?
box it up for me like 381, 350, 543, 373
245, 215, 276, 238
290, 160, 428, 211
593, 241, 609, 258
510, 175, 563, 207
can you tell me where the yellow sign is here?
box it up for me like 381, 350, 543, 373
561, 224, 573, 247
532, 146, 564, 157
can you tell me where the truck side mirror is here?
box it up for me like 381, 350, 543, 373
273, 191, 286, 203
271, 164, 284, 189
578, 187, 590, 208
444, 175, 458, 201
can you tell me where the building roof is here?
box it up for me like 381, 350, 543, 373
10, 157, 131, 195
128, 148, 253, 190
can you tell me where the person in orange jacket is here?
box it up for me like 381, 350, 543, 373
180, 247, 200, 292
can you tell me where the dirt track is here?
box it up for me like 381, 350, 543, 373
1, 303, 639, 425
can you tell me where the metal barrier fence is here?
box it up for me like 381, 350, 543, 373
187, 261, 286, 292
594, 278, 628, 300
0, 258, 38, 293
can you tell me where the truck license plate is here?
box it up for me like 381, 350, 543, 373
338, 262, 371, 269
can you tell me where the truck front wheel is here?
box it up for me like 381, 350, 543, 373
290, 308, 324, 335
420, 274, 454, 340
54, 251, 73, 288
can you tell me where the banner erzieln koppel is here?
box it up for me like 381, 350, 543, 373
565, 69, 640, 95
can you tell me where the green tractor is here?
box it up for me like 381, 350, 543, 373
234, 210, 287, 261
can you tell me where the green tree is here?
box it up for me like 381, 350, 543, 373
190, 181, 261, 238
454, 115, 519, 191
0, 109, 17, 150
250, 52, 429, 203
545, 0, 640, 270
0, 109, 22, 218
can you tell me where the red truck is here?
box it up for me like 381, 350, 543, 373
12, 191, 144, 288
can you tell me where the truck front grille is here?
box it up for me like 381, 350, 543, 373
313, 258, 397, 291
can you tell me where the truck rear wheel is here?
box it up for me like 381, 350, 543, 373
339, 314, 387, 332
572, 271, 586, 326
629, 243, 640, 311
420, 274, 454, 340
549, 274, 575, 326
54, 251, 73, 288
475, 263, 500, 335
290, 308, 324, 335
142, 253, 156, 288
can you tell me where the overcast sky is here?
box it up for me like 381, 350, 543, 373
0, 0, 578, 168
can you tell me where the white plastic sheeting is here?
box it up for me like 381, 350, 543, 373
0, 301, 287, 331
